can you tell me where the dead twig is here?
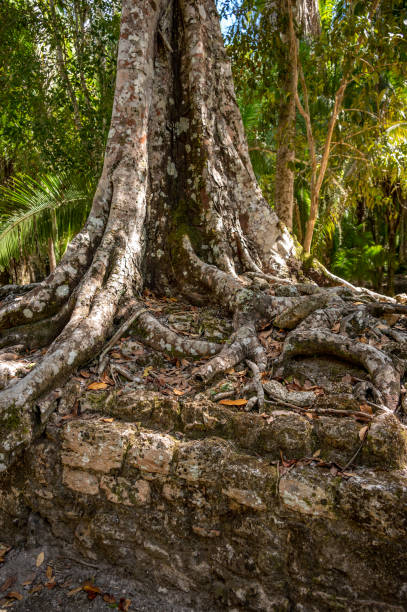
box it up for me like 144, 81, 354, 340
246, 359, 264, 410
98, 307, 148, 374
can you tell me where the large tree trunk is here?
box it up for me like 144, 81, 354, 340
0, 0, 293, 470
0, 0, 402, 479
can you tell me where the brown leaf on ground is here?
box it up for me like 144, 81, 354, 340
0, 577, 16, 592
103, 593, 116, 604
83, 583, 101, 595
6, 591, 23, 601
101, 417, 114, 423
46, 580, 56, 589
0, 545, 11, 562
119, 598, 132, 611
331, 322, 340, 333
87, 382, 108, 390
359, 425, 369, 441
79, 370, 90, 378
46, 566, 53, 581
173, 388, 186, 396
110, 352, 123, 359
67, 586, 82, 596
219, 398, 248, 406
35, 552, 45, 567
101, 372, 115, 385
359, 403, 373, 414
29, 585, 43, 594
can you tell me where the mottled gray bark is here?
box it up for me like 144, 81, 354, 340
0, 0, 402, 476
0, 0, 294, 471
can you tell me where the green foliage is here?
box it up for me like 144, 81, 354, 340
331, 216, 387, 287
0, 173, 90, 268
0, 0, 120, 275
223, 0, 407, 292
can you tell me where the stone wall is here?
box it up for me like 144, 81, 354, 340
1, 389, 407, 610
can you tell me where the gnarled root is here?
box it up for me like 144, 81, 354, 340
0, 234, 405, 474
281, 329, 400, 411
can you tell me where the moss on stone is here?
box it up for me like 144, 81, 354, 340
1, 404, 21, 431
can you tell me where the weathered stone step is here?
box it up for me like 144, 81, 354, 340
82, 389, 407, 468
2, 391, 407, 610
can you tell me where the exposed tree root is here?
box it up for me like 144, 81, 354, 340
0, 237, 404, 474
312, 259, 396, 303
246, 359, 265, 411
0, 0, 405, 480
281, 329, 400, 410
0, 283, 40, 300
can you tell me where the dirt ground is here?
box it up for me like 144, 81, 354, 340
0, 519, 209, 612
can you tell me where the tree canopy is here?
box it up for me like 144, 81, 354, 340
0, 0, 406, 294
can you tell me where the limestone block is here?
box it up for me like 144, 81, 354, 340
61, 420, 137, 473
128, 432, 177, 475
63, 467, 99, 495
100, 476, 151, 506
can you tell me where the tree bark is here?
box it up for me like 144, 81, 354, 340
0, 0, 294, 471
274, 2, 298, 231
0, 0, 402, 478
274, 0, 319, 232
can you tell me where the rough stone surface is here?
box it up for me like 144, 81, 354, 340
1, 388, 407, 610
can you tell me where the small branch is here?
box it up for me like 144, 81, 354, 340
98, 307, 148, 374
246, 359, 264, 411
158, 27, 173, 53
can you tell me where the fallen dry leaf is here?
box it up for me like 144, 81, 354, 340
46, 566, 53, 581
103, 593, 116, 604
46, 580, 56, 589
29, 585, 43, 594
110, 352, 122, 359
359, 425, 369, 441
35, 552, 44, 567
0, 545, 11, 559
101, 372, 114, 385
331, 322, 341, 333
119, 598, 132, 611
173, 388, 186, 396
83, 583, 101, 595
359, 403, 373, 415
219, 398, 248, 406
0, 577, 16, 593
67, 586, 83, 596
143, 366, 153, 378
101, 417, 114, 423
87, 381, 108, 390
79, 370, 90, 378
6, 591, 23, 601
313, 449, 321, 458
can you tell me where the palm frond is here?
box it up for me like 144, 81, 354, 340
0, 173, 90, 268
